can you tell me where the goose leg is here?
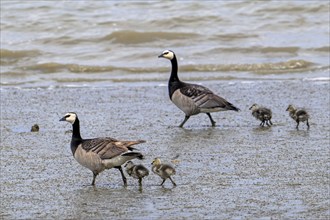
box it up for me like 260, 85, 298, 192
179, 115, 190, 127
115, 166, 127, 186
206, 113, 216, 127
169, 177, 176, 186
92, 171, 98, 185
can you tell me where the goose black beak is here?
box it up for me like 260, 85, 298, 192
158, 54, 164, 58
59, 117, 66, 121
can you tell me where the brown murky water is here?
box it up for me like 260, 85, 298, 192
1, 80, 329, 219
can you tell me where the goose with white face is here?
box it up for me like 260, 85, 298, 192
59, 112, 77, 124
158, 50, 175, 60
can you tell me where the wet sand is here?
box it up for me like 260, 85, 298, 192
0, 80, 329, 219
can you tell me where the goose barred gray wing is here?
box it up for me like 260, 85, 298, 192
180, 83, 240, 111
81, 138, 144, 160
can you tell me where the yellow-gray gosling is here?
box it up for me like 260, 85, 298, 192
60, 112, 145, 186
249, 103, 273, 127
286, 104, 310, 129
124, 161, 149, 186
158, 50, 240, 127
151, 158, 176, 186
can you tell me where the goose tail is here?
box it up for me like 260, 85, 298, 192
123, 152, 144, 160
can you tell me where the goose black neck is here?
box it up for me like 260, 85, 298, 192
168, 55, 182, 98
169, 55, 179, 83
71, 117, 82, 155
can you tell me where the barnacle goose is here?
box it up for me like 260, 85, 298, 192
59, 112, 145, 185
158, 50, 240, 127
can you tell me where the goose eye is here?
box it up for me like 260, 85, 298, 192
163, 52, 169, 55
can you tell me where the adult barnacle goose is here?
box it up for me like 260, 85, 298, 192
124, 161, 149, 186
151, 158, 176, 186
158, 50, 240, 127
59, 112, 145, 186
249, 103, 273, 127
286, 105, 310, 129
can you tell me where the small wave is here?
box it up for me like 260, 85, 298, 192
20, 59, 316, 75
24, 63, 116, 73
179, 60, 315, 73
101, 30, 199, 44
202, 46, 301, 55
0, 49, 41, 59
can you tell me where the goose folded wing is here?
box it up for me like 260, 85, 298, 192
81, 138, 127, 159
179, 84, 233, 109
180, 83, 213, 98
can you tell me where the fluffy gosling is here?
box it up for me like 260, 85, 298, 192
151, 158, 176, 186
249, 103, 273, 127
124, 161, 149, 186
286, 104, 310, 129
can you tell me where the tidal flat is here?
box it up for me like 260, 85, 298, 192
0, 80, 329, 219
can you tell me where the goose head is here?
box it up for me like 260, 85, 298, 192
151, 157, 161, 165
59, 112, 77, 124
158, 50, 175, 60
249, 103, 259, 111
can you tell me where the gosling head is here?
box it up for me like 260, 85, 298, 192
158, 50, 175, 60
286, 104, 296, 112
249, 103, 259, 111
59, 112, 77, 124
151, 157, 162, 166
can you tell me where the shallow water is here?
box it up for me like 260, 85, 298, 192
1, 81, 329, 219
1, 1, 329, 87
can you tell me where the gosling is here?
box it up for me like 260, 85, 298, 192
124, 161, 149, 186
59, 112, 145, 186
249, 103, 273, 127
286, 104, 310, 129
151, 158, 176, 186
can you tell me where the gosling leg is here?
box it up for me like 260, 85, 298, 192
169, 176, 177, 186
269, 120, 273, 125
138, 178, 142, 186
115, 166, 127, 186
296, 120, 300, 129
179, 115, 190, 127
206, 113, 216, 127
160, 179, 166, 186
